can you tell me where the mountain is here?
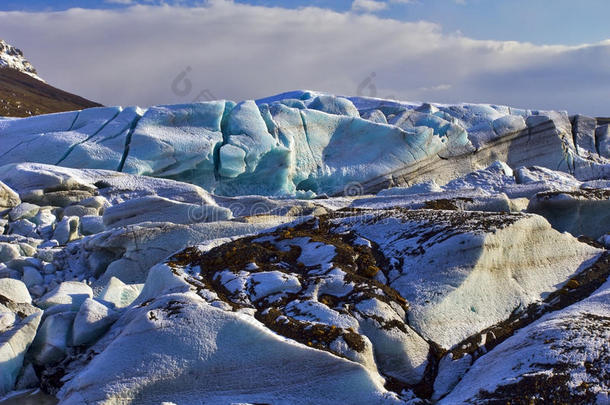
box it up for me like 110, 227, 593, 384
0, 92, 608, 404
0, 39, 101, 117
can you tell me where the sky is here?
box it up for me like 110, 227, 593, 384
1, 0, 609, 115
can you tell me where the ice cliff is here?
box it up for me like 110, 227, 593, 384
1, 90, 608, 198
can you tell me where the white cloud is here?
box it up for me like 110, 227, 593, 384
1, 3, 609, 115
418, 83, 452, 92
351, 0, 387, 12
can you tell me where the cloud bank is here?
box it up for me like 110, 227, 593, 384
1, 2, 609, 115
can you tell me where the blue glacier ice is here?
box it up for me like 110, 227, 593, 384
308, 95, 360, 117
1, 91, 607, 197
123, 101, 227, 190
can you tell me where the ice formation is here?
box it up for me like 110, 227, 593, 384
0, 91, 608, 403
2, 91, 608, 198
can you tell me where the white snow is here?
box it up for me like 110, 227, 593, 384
0, 279, 31, 304
329, 210, 601, 348
72, 298, 118, 346
57, 292, 400, 405
441, 278, 610, 403
0, 90, 607, 402
36, 281, 92, 310
0, 39, 43, 81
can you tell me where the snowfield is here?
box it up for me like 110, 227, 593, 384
0, 91, 608, 404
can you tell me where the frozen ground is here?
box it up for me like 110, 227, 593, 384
0, 92, 608, 404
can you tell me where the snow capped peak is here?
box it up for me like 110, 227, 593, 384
0, 39, 44, 82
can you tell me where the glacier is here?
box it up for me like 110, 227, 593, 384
0, 91, 608, 404
2, 90, 608, 198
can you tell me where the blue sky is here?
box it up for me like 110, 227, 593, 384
2, 0, 610, 45
1, 0, 609, 114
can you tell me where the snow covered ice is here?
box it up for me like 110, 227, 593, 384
3, 91, 609, 197
0, 91, 608, 404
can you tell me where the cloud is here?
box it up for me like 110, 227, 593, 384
104, 0, 135, 4
417, 84, 452, 92
1, 3, 609, 115
351, 0, 388, 12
